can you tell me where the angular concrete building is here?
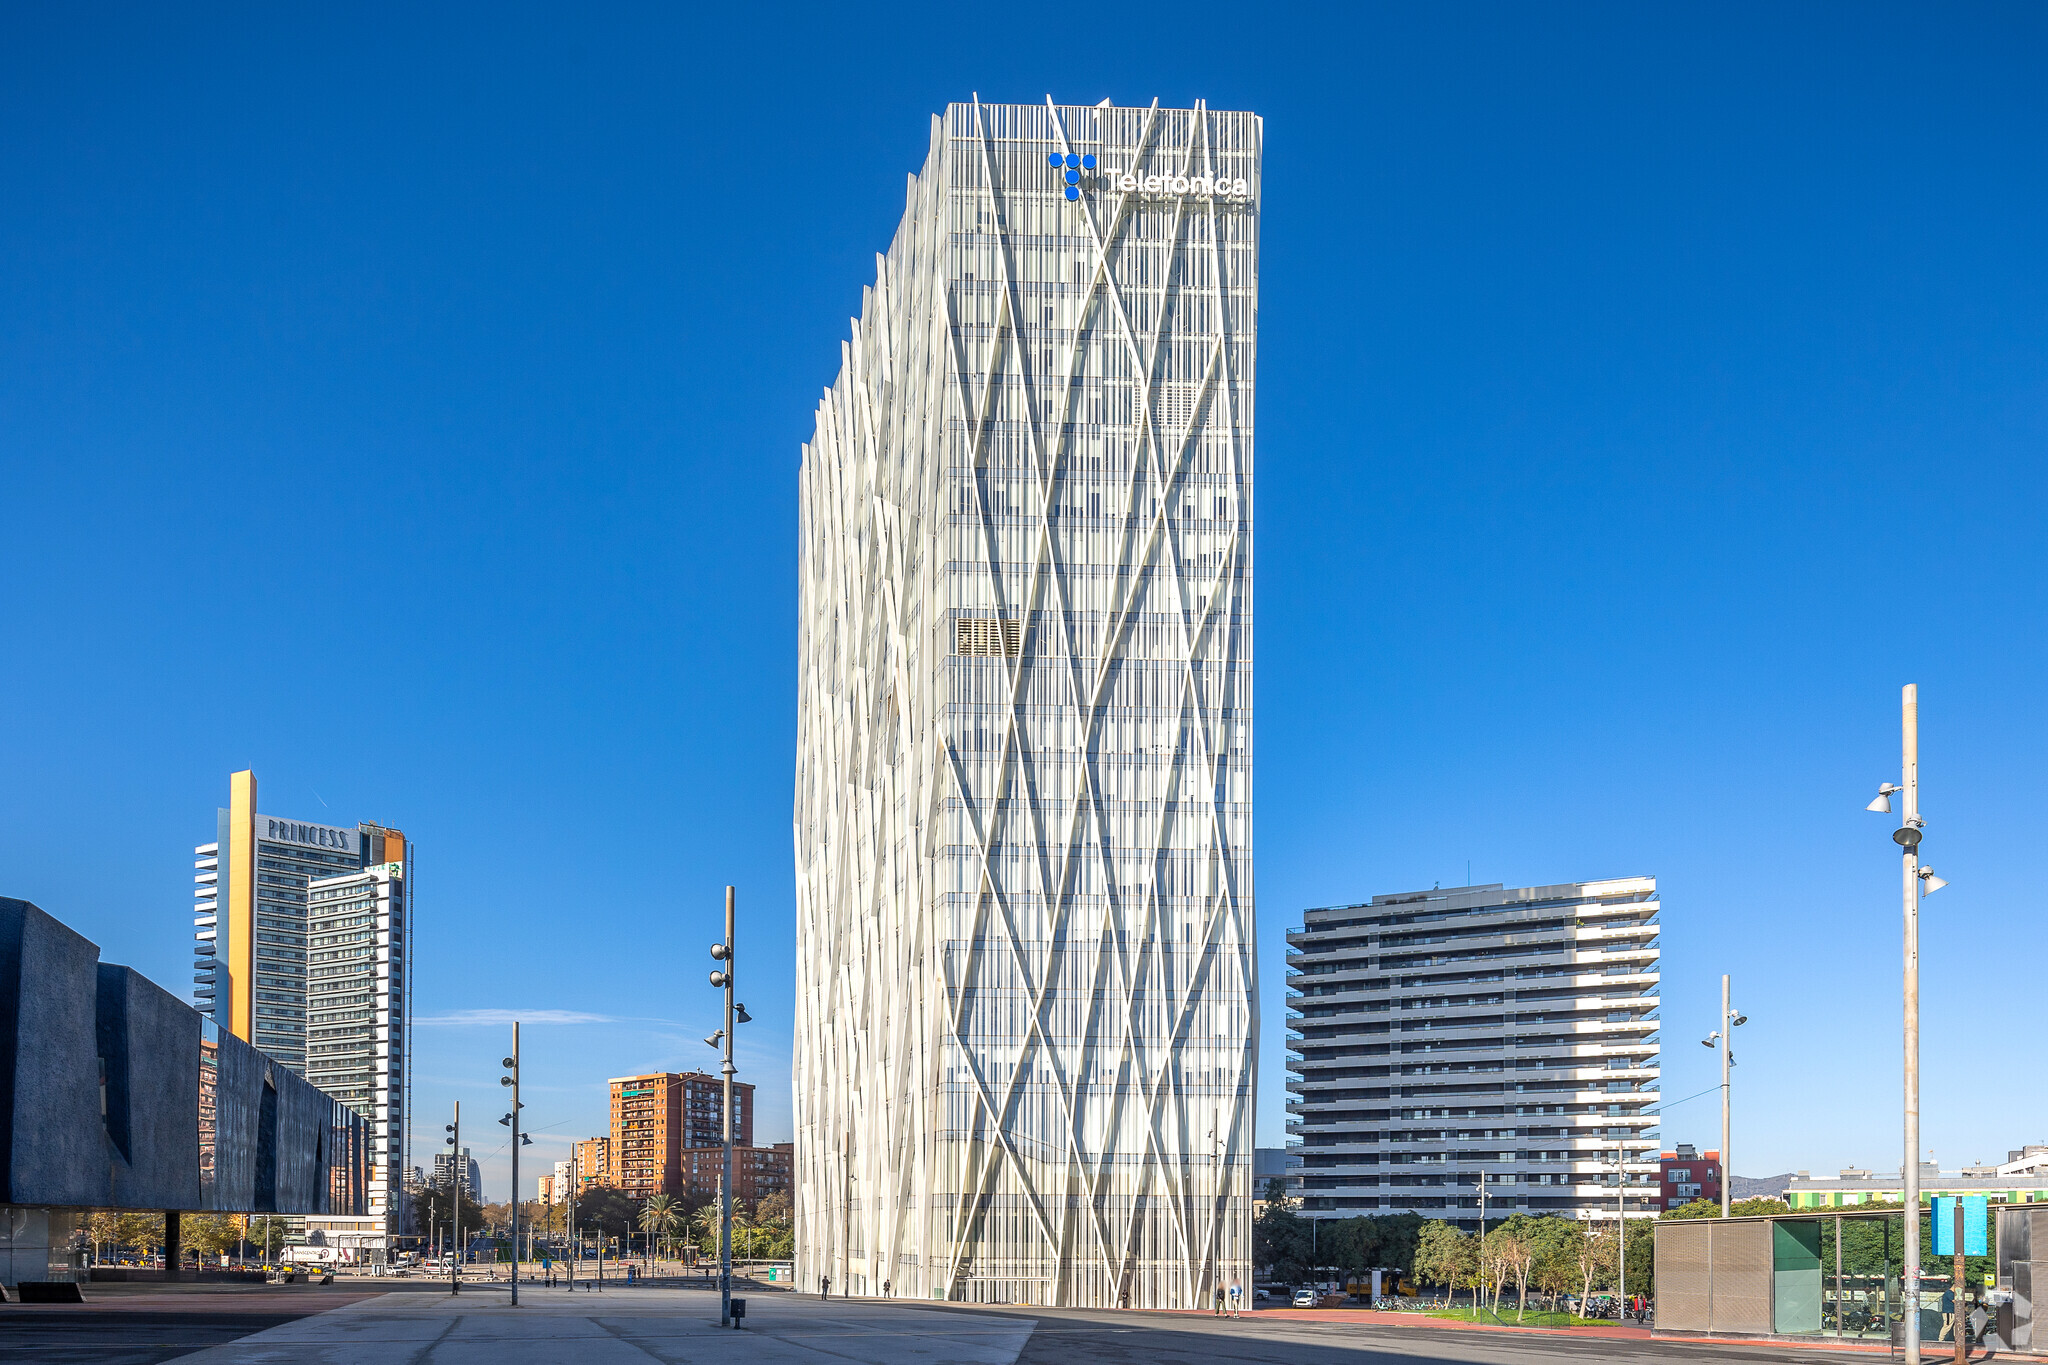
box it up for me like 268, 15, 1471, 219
795, 97, 1259, 1308
0, 897, 367, 1285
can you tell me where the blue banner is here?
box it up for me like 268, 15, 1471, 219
1932, 1196, 1988, 1256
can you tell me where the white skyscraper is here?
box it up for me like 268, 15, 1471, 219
795, 97, 1259, 1309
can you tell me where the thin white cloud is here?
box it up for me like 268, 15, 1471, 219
415, 1009, 620, 1027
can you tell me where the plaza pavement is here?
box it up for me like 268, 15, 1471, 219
155, 1287, 1037, 1364
0, 1283, 1914, 1365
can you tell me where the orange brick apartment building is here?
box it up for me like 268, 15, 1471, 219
682, 1142, 794, 1205
609, 1072, 754, 1200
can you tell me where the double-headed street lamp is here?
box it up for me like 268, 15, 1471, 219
1700, 975, 1747, 1217
1867, 684, 1947, 1365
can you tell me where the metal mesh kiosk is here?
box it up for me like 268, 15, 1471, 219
1653, 1207, 2029, 1348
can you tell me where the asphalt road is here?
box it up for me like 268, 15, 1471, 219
974, 1304, 1884, 1365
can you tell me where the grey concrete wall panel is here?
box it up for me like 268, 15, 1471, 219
0, 899, 110, 1207
96, 966, 201, 1211
274, 1076, 329, 1214
0, 897, 364, 1215
206, 1032, 268, 1212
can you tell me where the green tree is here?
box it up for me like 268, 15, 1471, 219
691, 1202, 722, 1257
573, 1187, 641, 1244
1662, 1196, 1791, 1220
1577, 1222, 1617, 1308
1252, 1180, 1310, 1282
1527, 1217, 1585, 1310
1484, 1227, 1535, 1318
83, 1211, 120, 1263
114, 1212, 164, 1260
1623, 1216, 1656, 1296
246, 1215, 293, 1263
1412, 1220, 1474, 1301
417, 1183, 491, 1241
182, 1213, 238, 1262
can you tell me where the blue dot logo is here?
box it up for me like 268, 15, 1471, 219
1052, 149, 1099, 201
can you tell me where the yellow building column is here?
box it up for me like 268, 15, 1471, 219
227, 769, 257, 1042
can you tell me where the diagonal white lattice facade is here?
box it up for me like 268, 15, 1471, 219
795, 97, 1258, 1310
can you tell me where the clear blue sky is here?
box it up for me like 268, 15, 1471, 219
4, 4, 2043, 1202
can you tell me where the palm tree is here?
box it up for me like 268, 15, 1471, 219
639, 1195, 680, 1262
731, 1206, 755, 1266
690, 1203, 721, 1263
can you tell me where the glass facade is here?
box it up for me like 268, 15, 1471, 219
1286, 879, 1662, 1226
795, 97, 1259, 1309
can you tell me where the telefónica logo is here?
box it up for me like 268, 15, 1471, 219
1047, 150, 1099, 201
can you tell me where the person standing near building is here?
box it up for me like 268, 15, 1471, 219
1229, 1279, 1243, 1318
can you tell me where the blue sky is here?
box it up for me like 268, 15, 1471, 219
3, 3, 2043, 1202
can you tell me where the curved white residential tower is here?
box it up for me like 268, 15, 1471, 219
795, 97, 1259, 1309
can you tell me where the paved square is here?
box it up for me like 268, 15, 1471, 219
161, 1289, 1036, 1364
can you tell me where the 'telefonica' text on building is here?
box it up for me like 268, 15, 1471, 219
794, 97, 1259, 1309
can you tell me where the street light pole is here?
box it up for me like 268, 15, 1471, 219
710, 886, 737, 1328
1476, 1167, 1488, 1318
501, 1025, 526, 1306
1867, 684, 1945, 1365
1900, 686, 1925, 1365
445, 1102, 461, 1296
1617, 1140, 1627, 1312
566, 1146, 579, 1291
1721, 974, 1732, 1219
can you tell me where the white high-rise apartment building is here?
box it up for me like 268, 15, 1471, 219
1286, 879, 1663, 1227
795, 97, 1259, 1310
301, 862, 409, 1251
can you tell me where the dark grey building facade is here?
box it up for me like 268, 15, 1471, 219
0, 897, 367, 1285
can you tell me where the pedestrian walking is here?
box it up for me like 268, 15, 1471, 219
820, 1275, 831, 1300
1228, 1279, 1243, 1318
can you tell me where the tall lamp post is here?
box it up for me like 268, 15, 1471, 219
499, 1025, 531, 1305
1700, 975, 1747, 1217
708, 886, 751, 1328
1867, 684, 1947, 1365
444, 1103, 461, 1296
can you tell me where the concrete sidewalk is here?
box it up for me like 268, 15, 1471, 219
166, 1288, 1037, 1364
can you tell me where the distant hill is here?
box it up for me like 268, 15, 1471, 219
1731, 1173, 1794, 1199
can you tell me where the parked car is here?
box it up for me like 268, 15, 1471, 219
1292, 1287, 1319, 1308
